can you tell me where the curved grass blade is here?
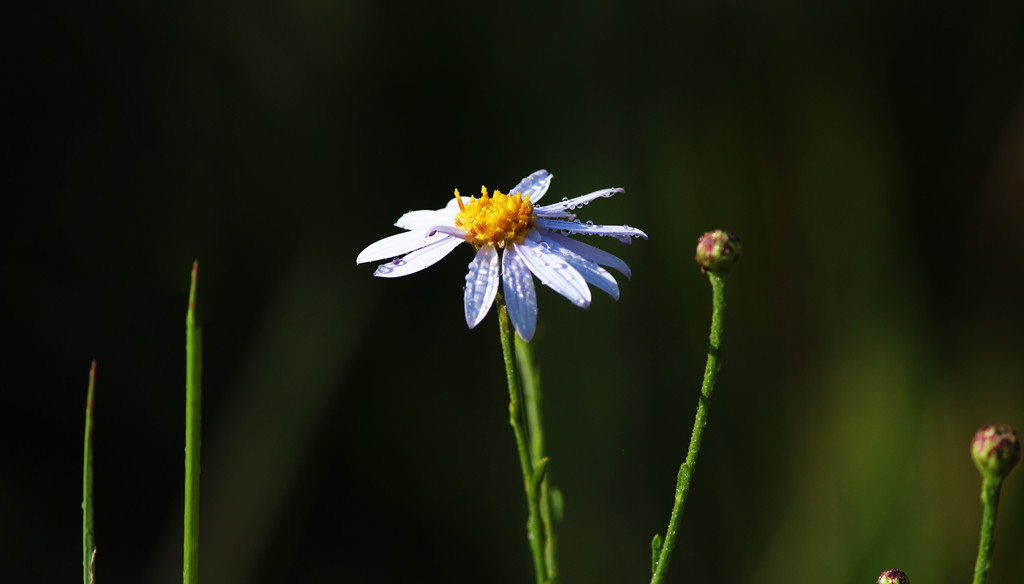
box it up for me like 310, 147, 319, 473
82, 360, 96, 584
184, 261, 203, 584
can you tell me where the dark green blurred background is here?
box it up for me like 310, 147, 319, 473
7, 1, 1023, 582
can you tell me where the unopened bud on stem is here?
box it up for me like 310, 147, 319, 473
877, 569, 909, 584
695, 230, 741, 275
972, 425, 1020, 481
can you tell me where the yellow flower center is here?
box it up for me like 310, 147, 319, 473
454, 186, 536, 247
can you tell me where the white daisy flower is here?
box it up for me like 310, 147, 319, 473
356, 169, 646, 341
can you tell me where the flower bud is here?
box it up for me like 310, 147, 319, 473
695, 230, 741, 275
971, 425, 1020, 481
877, 569, 909, 584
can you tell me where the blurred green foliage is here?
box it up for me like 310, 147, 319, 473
7, 1, 1023, 583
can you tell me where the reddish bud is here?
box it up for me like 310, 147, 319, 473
877, 569, 909, 584
695, 230, 741, 275
972, 425, 1020, 481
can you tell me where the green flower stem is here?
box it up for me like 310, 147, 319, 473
650, 274, 727, 584
497, 290, 547, 584
184, 262, 202, 584
972, 477, 1004, 584
82, 360, 96, 584
516, 336, 559, 584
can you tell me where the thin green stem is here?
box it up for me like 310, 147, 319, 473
184, 261, 202, 584
82, 360, 96, 584
650, 274, 727, 584
972, 477, 1003, 584
498, 290, 547, 584
516, 336, 559, 584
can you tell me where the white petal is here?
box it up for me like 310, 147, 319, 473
542, 237, 620, 300
357, 230, 452, 264
534, 229, 632, 278
509, 170, 552, 203
445, 195, 472, 211
394, 209, 441, 230
534, 218, 648, 241
463, 245, 500, 329
514, 238, 592, 309
534, 188, 624, 216
424, 224, 470, 239
373, 237, 463, 278
395, 205, 460, 230
502, 246, 538, 341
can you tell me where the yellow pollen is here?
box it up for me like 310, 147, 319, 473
454, 186, 536, 247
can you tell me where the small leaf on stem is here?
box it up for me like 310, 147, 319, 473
531, 457, 550, 495
549, 487, 564, 524
650, 534, 664, 575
